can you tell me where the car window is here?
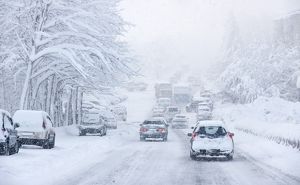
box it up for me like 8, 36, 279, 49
3, 114, 13, 129
197, 126, 227, 137
143, 120, 163, 125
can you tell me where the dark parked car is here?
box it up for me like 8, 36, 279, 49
139, 118, 169, 141
13, 110, 56, 149
0, 109, 19, 155
78, 111, 107, 136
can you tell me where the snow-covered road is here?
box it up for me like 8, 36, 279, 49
1, 90, 300, 185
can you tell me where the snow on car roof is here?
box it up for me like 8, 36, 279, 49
197, 120, 226, 128
13, 110, 49, 128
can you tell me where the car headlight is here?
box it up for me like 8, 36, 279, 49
33, 132, 44, 139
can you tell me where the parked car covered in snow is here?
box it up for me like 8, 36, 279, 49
165, 106, 180, 122
0, 109, 19, 155
78, 111, 107, 136
100, 112, 118, 129
188, 120, 234, 160
140, 118, 169, 141
13, 110, 56, 149
111, 105, 127, 121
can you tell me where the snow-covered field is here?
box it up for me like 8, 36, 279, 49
1, 90, 300, 185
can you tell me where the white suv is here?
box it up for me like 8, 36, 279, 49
188, 120, 234, 160
13, 110, 56, 149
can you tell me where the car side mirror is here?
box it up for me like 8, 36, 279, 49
139, 124, 142, 126
166, 124, 169, 127
228, 132, 234, 137
14, 123, 20, 129
187, 133, 192, 137
191, 127, 194, 129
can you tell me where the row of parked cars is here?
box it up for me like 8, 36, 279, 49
0, 104, 128, 155
0, 109, 56, 155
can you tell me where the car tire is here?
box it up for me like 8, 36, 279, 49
50, 135, 55, 149
43, 137, 51, 149
190, 151, 197, 160
4, 142, 10, 156
140, 137, 144, 141
226, 154, 233, 161
163, 137, 168, 142
12, 141, 19, 154
79, 131, 86, 136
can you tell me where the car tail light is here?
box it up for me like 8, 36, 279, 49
228, 132, 234, 139
157, 128, 166, 133
140, 127, 148, 132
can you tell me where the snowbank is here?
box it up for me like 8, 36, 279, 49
214, 97, 300, 150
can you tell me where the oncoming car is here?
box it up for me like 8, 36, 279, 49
188, 120, 234, 160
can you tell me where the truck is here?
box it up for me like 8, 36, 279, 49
173, 85, 192, 106
155, 83, 173, 99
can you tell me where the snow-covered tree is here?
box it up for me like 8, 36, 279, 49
0, 0, 135, 126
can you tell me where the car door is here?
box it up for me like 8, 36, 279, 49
3, 113, 17, 147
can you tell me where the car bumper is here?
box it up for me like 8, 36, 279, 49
80, 127, 104, 134
140, 133, 167, 139
19, 138, 46, 146
191, 148, 233, 157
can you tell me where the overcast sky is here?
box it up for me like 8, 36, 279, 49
120, 0, 300, 80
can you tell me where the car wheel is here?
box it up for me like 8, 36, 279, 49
226, 154, 233, 161
140, 137, 144, 141
190, 151, 197, 160
13, 141, 19, 154
43, 138, 51, 149
4, 142, 10, 156
50, 135, 55, 149
79, 131, 86, 136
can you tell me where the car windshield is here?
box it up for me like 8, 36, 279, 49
143, 120, 164, 125
82, 113, 100, 125
197, 126, 227, 138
